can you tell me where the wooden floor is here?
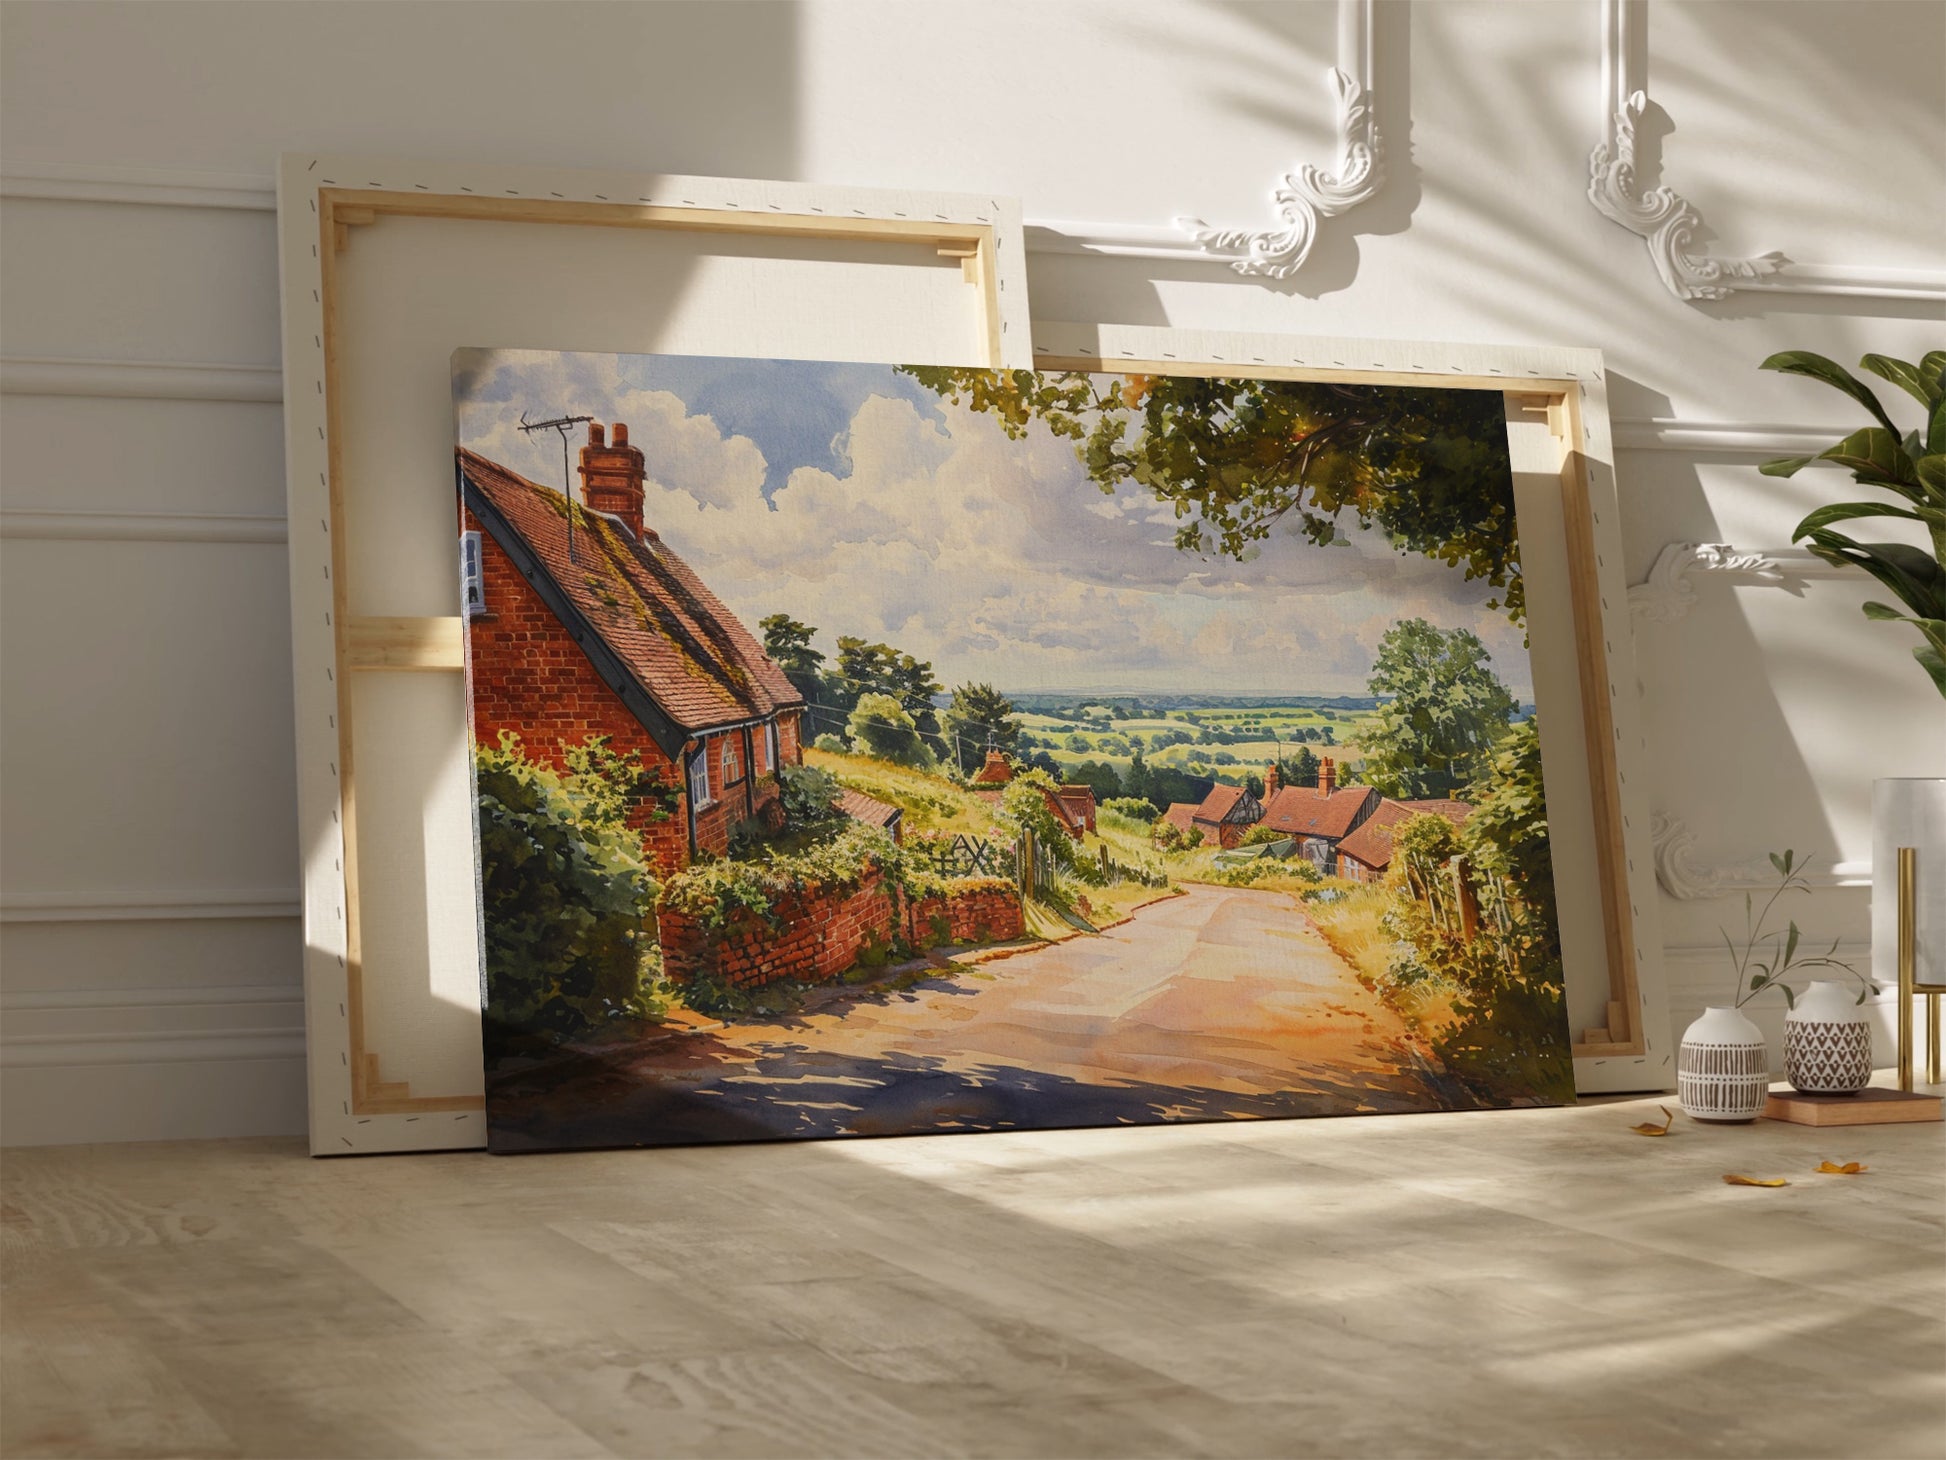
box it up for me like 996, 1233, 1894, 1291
3, 1091, 1941, 1459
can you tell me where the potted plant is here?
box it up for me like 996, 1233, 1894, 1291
1760, 350, 1943, 1058
1679, 850, 1876, 1120
1759, 349, 1944, 697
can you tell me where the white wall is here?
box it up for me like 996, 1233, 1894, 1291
3, 0, 1941, 1144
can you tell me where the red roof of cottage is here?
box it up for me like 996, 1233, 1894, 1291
970, 750, 1015, 785
459, 448, 802, 737
1337, 798, 1477, 871
836, 788, 901, 831
1261, 784, 1377, 841
1056, 785, 1096, 816
1398, 799, 1475, 826
1163, 802, 1200, 836
1193, 783, 1250, 825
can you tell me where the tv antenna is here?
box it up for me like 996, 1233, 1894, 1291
518, 411, 595, 562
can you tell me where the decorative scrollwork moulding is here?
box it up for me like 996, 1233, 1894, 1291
1589, 0, 1944, 305
1651, 814, 1869, 899
1628, 541, 1847, 624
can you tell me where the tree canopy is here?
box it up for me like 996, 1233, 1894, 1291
1352, 619, 1518, 800
940, 682, 1021, 774
898, 367, 1525, 621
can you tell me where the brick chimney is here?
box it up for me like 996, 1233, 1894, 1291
1263, 762, 1281, 797
578, 421, 646, 540
1319, 756, 1336, 795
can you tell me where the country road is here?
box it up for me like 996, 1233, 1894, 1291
489, 885, 1479, 1150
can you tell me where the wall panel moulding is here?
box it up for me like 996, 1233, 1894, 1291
1588, 0, 1945, 305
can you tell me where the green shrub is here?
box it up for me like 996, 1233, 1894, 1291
847, 691, 933, 766
1239, 823, 1287, 846
659, 819, 897, 933
813, 732, 848, 753
475, 731, 665, 1047
779, 761, 845, 825
1103, 796, 1158, 823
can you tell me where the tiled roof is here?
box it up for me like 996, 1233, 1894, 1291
1056, 785, 1096, 814
836, 788, 901, 830
1163, 802, 1200, 836
1398, 799, 1475, 826
1261, 784, 1377, 842
1194, 783, 1249, 824
1337, 798, 1477, 871
1334, 799, 1416, 871
971, 751, 1015, 785
460, 448, 802, 737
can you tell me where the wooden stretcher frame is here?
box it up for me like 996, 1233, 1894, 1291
277, 154, 1032, 1153
1029, 322, 1671, 1096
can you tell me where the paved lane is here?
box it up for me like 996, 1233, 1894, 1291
489, 885, 1476, 1149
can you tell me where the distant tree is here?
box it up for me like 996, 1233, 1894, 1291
1121, 748, 1156, 806
1244, 773, 1265, 798
1027, 750, 1062, 779
1320, 725, 1336, 745
941, 681, 1021, 774
759, 613, 824, 698
1353, 619, 1516, 799
1103, 795, 1157, 824
836, 637, 944, 749
1066, 759, 1124, 800
847, 692, 931, 766
1212, 751, 1236, 766
1285, 744, 1321, 787
1065, 734, 1088, 753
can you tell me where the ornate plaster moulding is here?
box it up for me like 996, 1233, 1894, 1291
1027, 0, 1384, 279
1651, 813, 1869, 899
1590, 0, 1945, 305
1626, 541, 1850, 625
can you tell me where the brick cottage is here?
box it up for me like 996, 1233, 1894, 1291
457, 422, 806, 875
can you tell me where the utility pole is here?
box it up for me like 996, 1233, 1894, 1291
518, 411, 594, 563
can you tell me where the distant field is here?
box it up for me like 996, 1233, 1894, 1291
1020, 700, 1374, 782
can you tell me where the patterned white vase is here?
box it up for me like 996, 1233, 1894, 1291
1678, 1005, 1770, 1122
1784, 979, 1873, 1094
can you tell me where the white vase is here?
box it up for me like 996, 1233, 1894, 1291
1678, 1005, 1770, 1122
1783, 979, 1873, 1094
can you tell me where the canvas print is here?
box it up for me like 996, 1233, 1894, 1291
454, 349, 1576, 1152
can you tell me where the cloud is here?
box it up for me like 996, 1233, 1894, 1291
454, 351, 1536, 700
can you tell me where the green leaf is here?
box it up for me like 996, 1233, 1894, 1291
1862, 353, 1944, 410
1780, 984, 1795, 1010
1915, 644, 1946, 698
1762, 350, 1902, 437
1768, 851, 1785, 875
1760, 455, 1815, 478
1930, 396, 1946, 457
1782, 849, 1795, 874
1797, 502, 1930, 536
1784, 921, 1801, 966
1916, 455, 1946, 498
1817, 427, 1916, 487
1802, 534, 1946, 619
1749, 973, 1765, 989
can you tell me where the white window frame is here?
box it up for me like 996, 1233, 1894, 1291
721, 737, 742, 787
764, 719, 780, 774
460, 530, 486, 617
687, 745, 713, 809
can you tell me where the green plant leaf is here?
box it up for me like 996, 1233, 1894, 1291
1915, 644, 1946, 698
1782, 849, 1795, 873
1768, 851, 1785, 875
1784, 921, 1801, 966
1862, 353, 1944, 409
1817, 427, 1916, 487
1780, 984, 1795, 1010
1916, 455, 1946, 497
1749, 973, 1765, 989
1762, 351, 1902, 438
1793, 494, 1931, 534
1760, 455, 1816, 478
1802, 534, 1946, 619
1929, 396, 1946, 457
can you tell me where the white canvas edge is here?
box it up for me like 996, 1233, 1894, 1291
277, 153, 1033, 1154
1031, 321, 1672, 1096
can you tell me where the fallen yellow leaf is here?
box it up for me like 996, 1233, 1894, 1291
1723, 1174, 1790, 1188
1815, 1160, 1868, 1175
1630, 1105, 1676, 1136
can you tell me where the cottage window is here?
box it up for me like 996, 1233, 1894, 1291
460, 531, 486, 616
721, 737, 742, 786
687, 746, 712, 808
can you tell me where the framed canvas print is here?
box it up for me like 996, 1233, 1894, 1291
453, 336, 1653, 1152
276, 153, 1031, 1153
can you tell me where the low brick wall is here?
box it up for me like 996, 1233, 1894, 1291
904, 880, 1024, 949
659, 871, 1022, 992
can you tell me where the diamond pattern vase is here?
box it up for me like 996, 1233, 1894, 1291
1678, 1005, 1770, 1122
1784, 979, 1873, 1095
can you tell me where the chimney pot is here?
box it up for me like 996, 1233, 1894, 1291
578, 419, 646, 540
1319, 756, 1336, 795
1264, 762, 1281, 796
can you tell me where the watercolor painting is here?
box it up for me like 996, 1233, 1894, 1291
453, 349, 1575, 1152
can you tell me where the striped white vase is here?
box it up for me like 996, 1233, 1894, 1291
1678, 1005, 1770, 1122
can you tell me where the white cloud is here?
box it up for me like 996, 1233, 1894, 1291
455, 352, 1536, 700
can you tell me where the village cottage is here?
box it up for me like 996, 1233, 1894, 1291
458, 422, 808, 876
